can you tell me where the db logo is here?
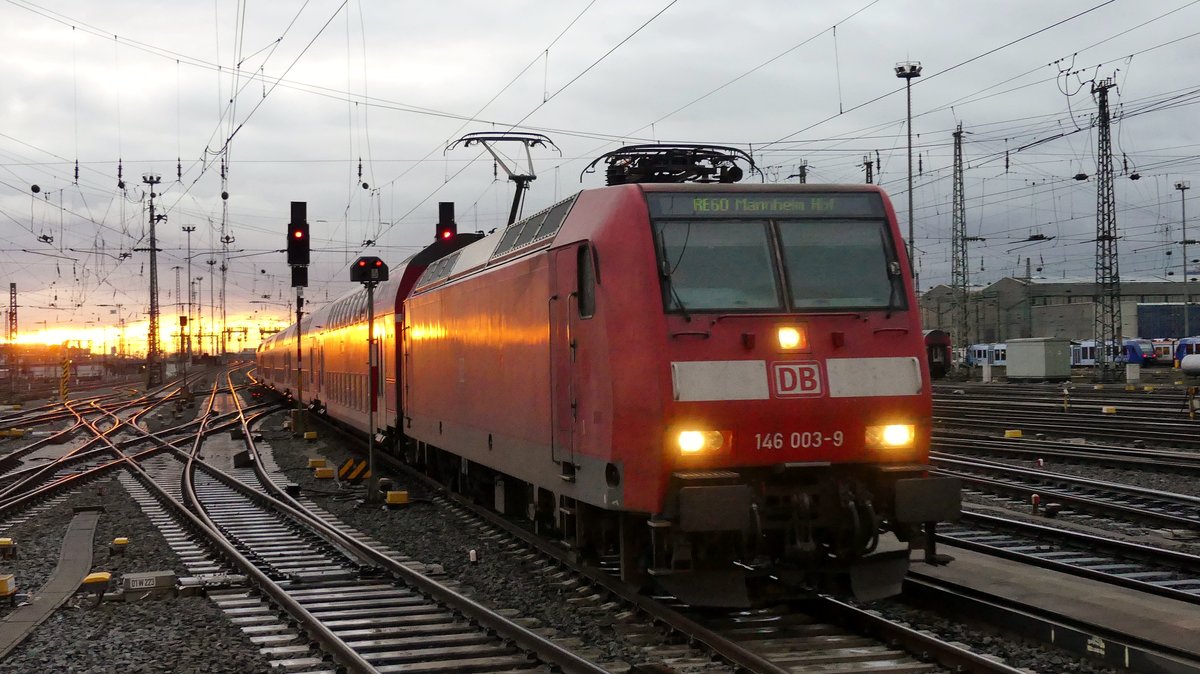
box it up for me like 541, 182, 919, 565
772, 361, 823, 397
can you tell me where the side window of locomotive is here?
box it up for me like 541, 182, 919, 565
653, 219, 781, 311
777, 219, 899, 310
577, 244, 596, 319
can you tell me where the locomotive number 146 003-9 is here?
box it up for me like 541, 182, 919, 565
754, 431, 844, 450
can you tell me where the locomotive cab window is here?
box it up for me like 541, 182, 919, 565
654, 220, 782, 311
778, 219, 900, 309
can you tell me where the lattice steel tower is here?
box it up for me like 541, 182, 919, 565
951, 124, 969, 347
1092, 79, 1121, 378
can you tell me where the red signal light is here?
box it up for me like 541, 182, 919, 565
440, 229, 452, 240
286, 216, 310, 266
350, 256, 388, 282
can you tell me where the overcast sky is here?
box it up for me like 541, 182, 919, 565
2, 0, 1199, 348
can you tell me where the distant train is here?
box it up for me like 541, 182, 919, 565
1174, 337, 1200, 366
964, 338, 1166, 369
965, 343, 1007, 367
259, 151, 962, 606
1072, 338, 1157, 366
922, 329, 951, 380
1142, 337, 1200, 367
1153, 338, 1177, 362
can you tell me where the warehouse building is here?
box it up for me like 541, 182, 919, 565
921, 276, 1199, 345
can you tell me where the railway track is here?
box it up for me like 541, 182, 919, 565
902, 570, 1200, 674
934, 406, 1200, 447
417, 481, 1014, 673
933, 429, 1200, 474
0, 375, 145, 409
292, 402, 1039, 674
933, 384, 1200, 447
178, 372, 611, 672
13, 372, 1195, 671
5, 368, 611, 672
941, 510, 1200, 604
933, 453, 1200, 530
268, 379, 1200, 673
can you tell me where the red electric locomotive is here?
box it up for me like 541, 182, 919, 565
258, 145, 960, 605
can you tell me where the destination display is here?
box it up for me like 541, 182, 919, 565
647, 192, 884, 218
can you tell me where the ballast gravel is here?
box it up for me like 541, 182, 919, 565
5, 595, 271, 674
1, 474, 276, 674
0, 497, 74, 620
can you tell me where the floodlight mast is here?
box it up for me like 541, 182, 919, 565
895, 60, 922, 292
448, 132, 560, 225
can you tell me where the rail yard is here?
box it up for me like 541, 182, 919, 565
4, 2, 1200, 673
0, 364, 1196, 673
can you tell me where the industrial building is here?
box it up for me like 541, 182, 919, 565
922, 276, 1199, 345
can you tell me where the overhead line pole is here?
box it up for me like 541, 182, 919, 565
1092, 78, 1121, 381
7, 283, 15, 397
1177, 180, 1192, 336
182, 225, 195, 380
142, 173, 164, 388
951, 124, 969, 349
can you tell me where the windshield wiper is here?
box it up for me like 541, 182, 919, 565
660, 257, 692, 323
657, 228, 692, 322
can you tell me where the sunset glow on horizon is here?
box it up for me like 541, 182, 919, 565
5, 315, 291, 356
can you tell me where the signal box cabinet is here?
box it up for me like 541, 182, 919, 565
1006, 337, 1071, 381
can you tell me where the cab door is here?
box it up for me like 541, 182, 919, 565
550, 243, 598, 471
550, 247, 576, 468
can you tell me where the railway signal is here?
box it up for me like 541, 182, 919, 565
287, 201, 310, 268
350, 256, 388, 283
353, 256, 388, 503
436, 202, 456, 241
288, 201, 309, 437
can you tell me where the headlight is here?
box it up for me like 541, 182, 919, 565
866, 424, 915, 449
677, 430, 726, 455
777, 326, 808, 350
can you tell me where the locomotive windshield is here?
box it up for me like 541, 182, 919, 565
657, 220, 783, 311
649, 192, 904, 312
778, 219, 894, 308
